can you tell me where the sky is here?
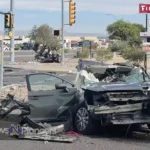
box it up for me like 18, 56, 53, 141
0, 0, 149, 35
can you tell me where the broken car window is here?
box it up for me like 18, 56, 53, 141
120, 68, 150, 83
28, 74, 63, 91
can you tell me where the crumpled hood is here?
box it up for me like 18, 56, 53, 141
83, 82, 143, 92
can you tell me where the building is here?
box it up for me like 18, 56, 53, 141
64, 36, 107, 49
140, 32, 150, 51
3, 36, 30, 45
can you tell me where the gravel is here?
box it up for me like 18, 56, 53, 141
0, 84, 28, 101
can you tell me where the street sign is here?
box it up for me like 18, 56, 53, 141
140, 32, 150, 38
139, 3, 150, 13
4, 28, 10, 35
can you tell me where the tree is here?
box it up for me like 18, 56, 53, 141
29, 25, 37, 41
122, 46, 145, 65
96, 48, 113, 61
107, 20, 142, 46
109, 40, 128, 52
29, 24, 61, 50
133, 23, 146, 32
92, 42, 99, 50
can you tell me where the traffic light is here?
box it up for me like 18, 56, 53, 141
4, 13, 11, 28
54, 30, 60, 36
69, 1, 76, 25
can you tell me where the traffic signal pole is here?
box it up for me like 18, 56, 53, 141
10, 0, 15, 63
61, 0, 76, 65
61, 0, 65, 64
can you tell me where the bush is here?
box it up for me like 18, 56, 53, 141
57, 49, 71, 54
14, 47, 19, 50
96, 48, 113, 61
109, 41, 128, 52
15, 44, 21, 50
77, 51, 89, 58
121, 46, 145, 65
64, 49, 71, 53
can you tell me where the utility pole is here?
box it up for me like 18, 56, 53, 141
61, 0, 76, 64
146, 14, 148, 32
0, 37, 4, 88
10, 0, 15, 63
61, 0, 64, 64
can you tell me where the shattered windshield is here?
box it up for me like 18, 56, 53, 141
75, 66, 150, 89
118, 68, 150, 83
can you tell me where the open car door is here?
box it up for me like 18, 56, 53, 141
26, 73, 77, 123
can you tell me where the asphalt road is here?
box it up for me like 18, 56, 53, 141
4, 50, 76, 62
2, 68, 150, 150
4, 67, 76, 86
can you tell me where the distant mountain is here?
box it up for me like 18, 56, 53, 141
0, 30, 30, 36
0, 30, 108, 38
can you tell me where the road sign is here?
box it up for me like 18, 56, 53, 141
139, 3, 150, 13
5, 28, 9, 35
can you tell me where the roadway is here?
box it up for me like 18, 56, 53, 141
4, 67, 76, 86
3, 50, 76, 62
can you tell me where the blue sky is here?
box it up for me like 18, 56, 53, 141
0, 0, 149, 35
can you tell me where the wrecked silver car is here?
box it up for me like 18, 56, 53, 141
1, 62, 150, 136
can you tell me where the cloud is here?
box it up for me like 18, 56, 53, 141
0, 0, 149, 14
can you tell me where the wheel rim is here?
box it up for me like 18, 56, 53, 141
75, 107, 89, 131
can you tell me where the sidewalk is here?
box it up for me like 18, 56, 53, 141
4, 59, 78, 74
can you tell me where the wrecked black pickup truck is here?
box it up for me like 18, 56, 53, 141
1, 62, 150, 135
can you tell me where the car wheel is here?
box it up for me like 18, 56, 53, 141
74, 105, 96, 135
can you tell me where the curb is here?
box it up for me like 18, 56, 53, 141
36, 68, 77, 74
36, 68, 71, 73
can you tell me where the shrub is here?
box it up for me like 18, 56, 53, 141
64, 49, 70, 53
57, 49, 71, 54
121, 46, 145, 65
96, 48, 113, 61
77, 51, 89, 58
109, 40, 128, 52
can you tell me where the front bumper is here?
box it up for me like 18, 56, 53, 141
89, 102, 150, 125
110, 113, 150, 125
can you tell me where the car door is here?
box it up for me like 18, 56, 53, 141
26, 73, 76, 122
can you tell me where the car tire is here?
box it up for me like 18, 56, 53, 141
73, 104, 96, 135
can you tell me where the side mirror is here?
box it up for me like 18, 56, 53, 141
55, 83, 67, 89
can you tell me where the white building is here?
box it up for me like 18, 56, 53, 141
3, 36, 30, 45
140, 32, 150, 51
